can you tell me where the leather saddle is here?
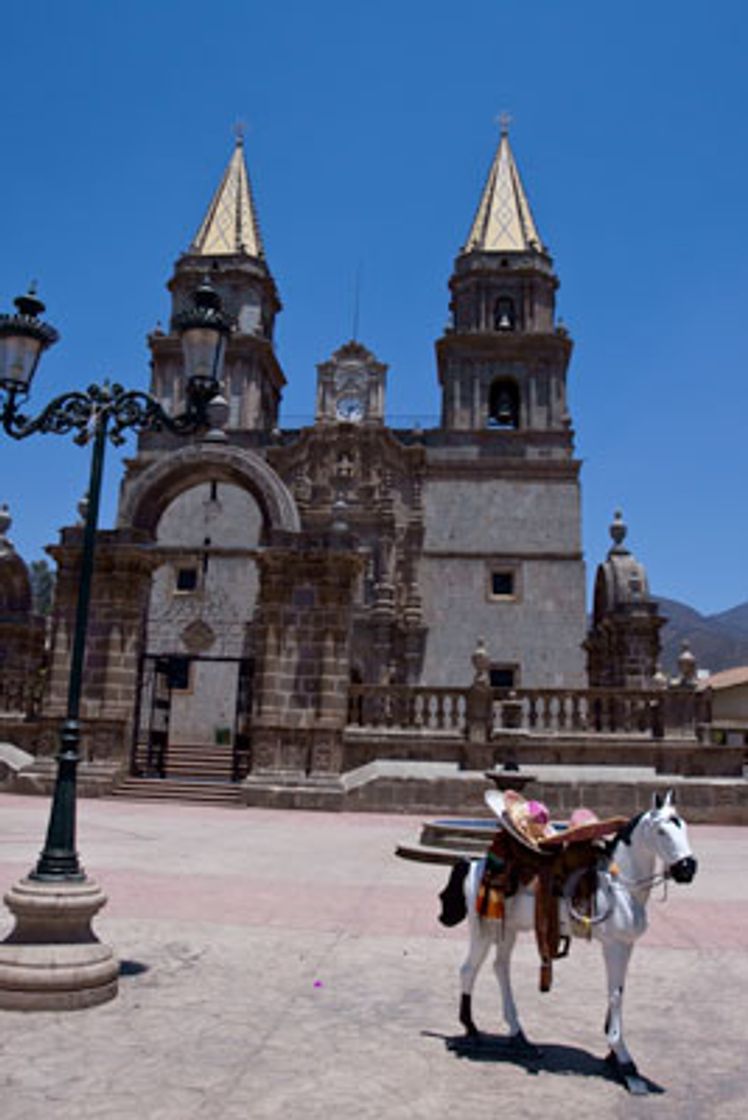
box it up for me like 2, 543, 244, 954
478, 829, 609, 991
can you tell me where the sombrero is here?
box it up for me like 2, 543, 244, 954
484, 789, 555, 855
484, 790, 627, 851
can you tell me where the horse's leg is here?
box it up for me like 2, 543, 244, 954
603, 940, 633, 1063
602, 941, 648, 1093
491, 928, 518, 1032
458, 918, 491, 1036
494, 928, 541, 1055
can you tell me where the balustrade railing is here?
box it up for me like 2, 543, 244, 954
0, 673, 43, 719
346, 683, 704, 739
497, 689, 660, 735
347, 685, 467, 733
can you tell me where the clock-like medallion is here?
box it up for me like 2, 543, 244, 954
335, 395, 365, 422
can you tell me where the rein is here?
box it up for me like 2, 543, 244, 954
617, 866, 671, 895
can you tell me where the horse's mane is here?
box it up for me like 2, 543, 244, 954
607, 811, 645, 854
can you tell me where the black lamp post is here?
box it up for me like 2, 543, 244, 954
0, 280, 231, 883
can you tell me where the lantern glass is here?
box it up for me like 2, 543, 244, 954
0, 329, 44, 393
180, 325, 226, 390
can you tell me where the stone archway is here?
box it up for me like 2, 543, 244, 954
117, 442, 300, 538
114, 443, 301, 781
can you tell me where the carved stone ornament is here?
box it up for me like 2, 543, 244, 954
181, 618, 216, 653
471, 636, 491, 685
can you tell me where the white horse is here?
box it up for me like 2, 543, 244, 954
449, 791, 697, 1092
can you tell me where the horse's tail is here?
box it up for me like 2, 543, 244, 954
438, 859, 470, 926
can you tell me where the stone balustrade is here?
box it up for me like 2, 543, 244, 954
347, 685, 467, 734
0, 674, 43, 719
347, 683, 707, 740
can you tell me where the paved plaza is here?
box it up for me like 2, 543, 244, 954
0, 791, 747, 1119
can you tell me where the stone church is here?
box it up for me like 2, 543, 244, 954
2, 127, 684, 803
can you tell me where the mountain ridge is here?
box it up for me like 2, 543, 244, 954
655, 596, 748, 675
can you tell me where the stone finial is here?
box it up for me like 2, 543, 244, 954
651, 663, 668, 691
471, 636, 491, 685
77, 494, 90, 527
677, 639, 698, 687
0, 502, 11, 543
203, 395, 230, 443
609, 509, 629, 554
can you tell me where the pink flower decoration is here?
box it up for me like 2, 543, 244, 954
527, 800, 550, 825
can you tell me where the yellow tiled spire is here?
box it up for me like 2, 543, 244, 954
464, 125, 545, 254
191, 134, 265, 258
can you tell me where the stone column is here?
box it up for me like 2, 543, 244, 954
44, 528, 158, 765
248, 529, 362, 785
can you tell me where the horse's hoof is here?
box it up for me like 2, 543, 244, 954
459, 994, 479, 1038
605, 1052, 649, 1095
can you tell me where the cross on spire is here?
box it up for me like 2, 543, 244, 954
497, 110, 512, 136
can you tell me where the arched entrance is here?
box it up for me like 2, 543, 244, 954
119, 445, 300, 783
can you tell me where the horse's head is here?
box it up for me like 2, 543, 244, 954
644, 791, 697, 883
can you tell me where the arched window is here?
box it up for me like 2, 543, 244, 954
494, 296, 516, 332
487, 378, 520, 429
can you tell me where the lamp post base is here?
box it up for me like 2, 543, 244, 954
0, 877, 118, 1010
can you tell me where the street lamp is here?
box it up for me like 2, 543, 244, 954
0, 280, 230, 1008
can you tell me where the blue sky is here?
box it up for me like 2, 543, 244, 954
1, 0, 746, 615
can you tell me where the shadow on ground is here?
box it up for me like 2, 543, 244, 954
119, 959, 150, 978
423, 1031, 664, 1095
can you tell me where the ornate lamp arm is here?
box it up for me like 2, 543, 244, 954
1, 380, 214, 446
1, 387, 93, 442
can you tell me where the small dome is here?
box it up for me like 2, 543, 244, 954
592, 510, 652, 623
0, 504, 33, 618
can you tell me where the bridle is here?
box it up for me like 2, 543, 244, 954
565, 811, 681, 924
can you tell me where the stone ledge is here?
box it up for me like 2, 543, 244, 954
341, 770, 748, 824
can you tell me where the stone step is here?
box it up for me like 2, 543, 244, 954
133, 744, 237, 781
165, 760, 235, 775
112, 778, 244, 806
164, 744, 234, 758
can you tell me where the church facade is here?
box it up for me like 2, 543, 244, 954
3, 128, 680, 795
114, 128, 584, 774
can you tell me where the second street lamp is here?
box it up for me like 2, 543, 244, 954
0, 280, 230, 1009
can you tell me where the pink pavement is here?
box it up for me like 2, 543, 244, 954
2, 793, 748, 1119
1, 794, 746, 948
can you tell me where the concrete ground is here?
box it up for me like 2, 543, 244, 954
0, 791, 746, 1120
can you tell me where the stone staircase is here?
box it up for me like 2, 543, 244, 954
112, 776, 244, 806
161, 742, 235, 782
113, 742, 244, 805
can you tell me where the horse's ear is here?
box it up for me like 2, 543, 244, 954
653, 792, 664, 810
666, 789, 676, 807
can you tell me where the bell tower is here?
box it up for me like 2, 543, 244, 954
148, 133, 285, 432
421, 124, 587, 689
436, 122, 573, 449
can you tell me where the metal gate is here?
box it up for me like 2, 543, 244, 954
131, 654, 254, 780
